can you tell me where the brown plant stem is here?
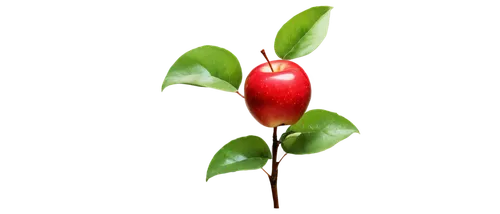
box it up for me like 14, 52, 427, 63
260, 168, 271, 179
234, 91, 243, 100
269, 126, 280, 208
236, 91, 245, 99
257, 50, 281, 208
280, 153, 288, 166
257, 46, 274, 72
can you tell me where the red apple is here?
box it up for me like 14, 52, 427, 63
244, 59, 311, 127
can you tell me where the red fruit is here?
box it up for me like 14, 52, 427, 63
244, 60, 311, 127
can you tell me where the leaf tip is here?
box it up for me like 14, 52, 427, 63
201, 176, 215, 183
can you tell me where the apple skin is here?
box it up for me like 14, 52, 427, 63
244, 60, 311, 127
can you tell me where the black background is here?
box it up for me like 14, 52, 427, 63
151, 0, 379, 213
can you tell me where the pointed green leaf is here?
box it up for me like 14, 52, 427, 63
206, 136, 271, 181
280, 126, 293, 142
162, 45, 242, 92
274, 6, 333, 60
280, 109, 359, 154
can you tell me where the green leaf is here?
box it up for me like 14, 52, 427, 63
274, 6, 333, 60
280, 109, 359, 155
271, 126, 293, 156
206, 136, 271, 181
161, 45, 242, 92
280, 126, 293, 143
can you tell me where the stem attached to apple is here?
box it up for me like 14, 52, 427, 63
269, 126, 280, 208
258, 49, 285, 208
257, 46, 274, 72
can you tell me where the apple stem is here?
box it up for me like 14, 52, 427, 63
257, 46, 274, 72
269, 126, 280, 208
236, 91, 245, 99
